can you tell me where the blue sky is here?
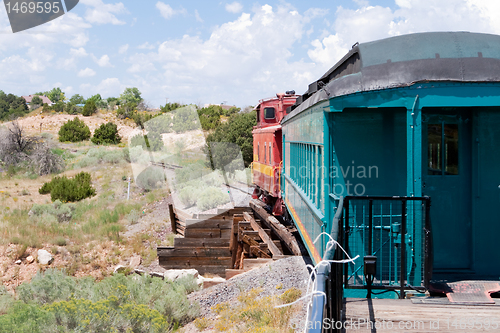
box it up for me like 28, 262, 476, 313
0, 0, 499, 108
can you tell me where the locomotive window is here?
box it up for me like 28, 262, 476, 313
264, 107, 275, 119
256, 109, 260, 123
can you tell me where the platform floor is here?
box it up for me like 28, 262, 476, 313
343, 297, 500, 332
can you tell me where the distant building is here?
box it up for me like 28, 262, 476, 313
22, 95, 54, 109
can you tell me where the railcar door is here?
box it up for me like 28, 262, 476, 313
422, 109, 472, 272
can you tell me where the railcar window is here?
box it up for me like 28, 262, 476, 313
269, 143, 272, 165
428, 124, 442, 175
427, 123, 459, 175
444, 124, 459, 175
264, 107, 275, 119
264, 142, 267, 164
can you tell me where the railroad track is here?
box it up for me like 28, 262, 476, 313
150, 161, 183, 170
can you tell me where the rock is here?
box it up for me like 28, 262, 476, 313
197, 276, 226, 289
37, 250, 53, 265
15, 260, 21, 265
150, 272, 164, 279
26, 256, 34, 264
113, 265, 127, 274
129, 255, 141, 268
164, 269, 199, 281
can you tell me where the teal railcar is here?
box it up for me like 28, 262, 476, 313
282, 32, 500, 290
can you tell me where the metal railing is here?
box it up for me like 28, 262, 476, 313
307, 197, 344, 333
341, 196, 432, 298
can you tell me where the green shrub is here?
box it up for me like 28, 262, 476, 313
29, 200, 76, 223
130, 132, 163, 151
74, 156, 98, 169
91, 122, 121, 145
52, 237, 67, 246
136, 166, 165, 190
38, 172, 96, 202
75, 148, 125, 168
82, 100, 97, 116
126, 209, 140, 224
196, 186, 230, 211
17, 269, 77, 305
178, 186, 197, 207
58, 117, 90, 142
174, 163, 211, 185
6, 269, 199, 332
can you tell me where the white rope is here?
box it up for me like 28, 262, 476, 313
274, 232, 359, 332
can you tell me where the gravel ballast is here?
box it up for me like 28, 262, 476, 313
187, 256, 314, 331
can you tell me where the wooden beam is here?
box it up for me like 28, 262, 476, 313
185, 219, 233, 229
174, 238, 230, 248
250, 245, 271, 258
168, 204, 177, 234
250, 199, 302, 255
230, 216, 239, 267
157, 247, 231, 257
243, 212, 282, 257
240, 230, 260, 240
241, 234, 260, 247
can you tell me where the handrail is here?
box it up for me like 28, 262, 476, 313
307, 197, 344, 333
342, 195, 432, 298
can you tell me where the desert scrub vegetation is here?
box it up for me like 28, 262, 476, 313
73, 147, 128, 169
39, 171, 96, 202
136, 165, 166, 191
91, 122, 121, 145
58, 117, 91, 142
174, 163, 230, 210
0, 269, 199, 332
29, 200, 76, 223
130, 132, 164, 151
0, 122, 64, 176
211, 287, 302, 332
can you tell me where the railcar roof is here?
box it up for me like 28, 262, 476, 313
284, 31, 500, 122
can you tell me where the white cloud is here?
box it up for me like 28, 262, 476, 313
195, 9, 204, 23
92, 54, 113, 67
119, 44, 129, 54
78, 68, 96, 77
81, 0, 127, 25
225, 2, 243, 14
70, 48, 88, 57
156, 2, 187, 20
128, 4, 317, 105
308, 0, 500, 72
138, 42, 156, 50
80, 77, 122, 97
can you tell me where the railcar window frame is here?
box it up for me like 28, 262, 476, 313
264, 142, 267, 164
269, 143, 272, 165
264, 107, 275, 119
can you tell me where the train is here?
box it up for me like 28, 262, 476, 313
252, 31, 500, 296
251, 91, 299, 216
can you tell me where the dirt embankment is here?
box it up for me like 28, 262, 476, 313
5, 112, 141, 141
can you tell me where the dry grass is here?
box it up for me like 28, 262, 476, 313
211, 287, 302, 332
0, 139, 172, 286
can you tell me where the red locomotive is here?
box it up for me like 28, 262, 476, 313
251, 91, 298, 215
